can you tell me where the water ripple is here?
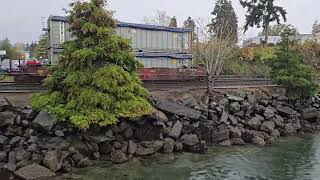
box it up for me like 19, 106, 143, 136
57, 134, 320, 180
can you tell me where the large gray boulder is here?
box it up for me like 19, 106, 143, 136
260, 121, 275, 133
264, 107, 275, 119
152, 140, 164, 152
32, 111, 55, 131
77, 157, 93, 168
135, 147, 155, 156
276, 106, 296, 117
226, 94, 244, 102
229, 102, 241, 113
156, 100, 201, 120
86, 135, 111, 144
111, 150, 128, 164
301, 108, 320, 121
229, 115, 239, 126
135, 123, 161, 141
43, 150, 69, 172
128, 140, 137, 155
182, 94, 198, 108
247, 116, 262, 130
0, 96, 10, 111
150, 110, 169, 123
20, 109, 35, 120
6, 151, 16, 171
181, 134, 199, 146
0, 151, 7, 162
241, 130, 254, 143
230, 138, 246, 145
0, 111, 15, 127
271, 129, 280, 138
213, 129, 230, 143
230, 127, 242, 138
284, 123, 295, 135
186, 141, 208, 154
252, 136, 265, 146
163, 138, 175, 153
219, 139, 232, 147
14, 163, 55, 180
220, 111, 229, 124
169, 120, 183, 138
247, 94, 256, 104
0, 135, 8, 145
273, 115, 285, 128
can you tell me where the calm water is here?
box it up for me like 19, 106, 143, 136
63, 134, 320, 180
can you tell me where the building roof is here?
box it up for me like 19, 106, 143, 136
49, 16, 192, 33
50, 16, 69, 22
117, 22, 191, 33
135, 52, 192, 59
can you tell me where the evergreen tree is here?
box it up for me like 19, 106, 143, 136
271, 50, 318, 99
258, 24, 298, 36
0, 38, 17, 59
183, 17, 197, 42
169, 17, 178, 27
31, 0, 153, 129
312, 20, 320, 35
35, 33, 49, 59
25, 42, 38, 58
208, 0, 238, 42
240, 0, 287, 44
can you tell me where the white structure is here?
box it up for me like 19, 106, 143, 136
243, 34, 320, 47
243, 36, 282, 47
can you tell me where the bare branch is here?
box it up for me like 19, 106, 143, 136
143, 10, 171, 26
192, 18, 238, 92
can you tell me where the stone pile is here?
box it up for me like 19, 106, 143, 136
0, 89, 320, 179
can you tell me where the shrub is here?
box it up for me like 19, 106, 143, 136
31, 0, 153, 128
271, 50, 318, 99
240, 47, 276, 64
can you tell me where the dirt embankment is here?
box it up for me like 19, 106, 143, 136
0, 93, 33, 107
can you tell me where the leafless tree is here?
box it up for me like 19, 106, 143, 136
143, 10, 171, 26
193, 18, 239, 92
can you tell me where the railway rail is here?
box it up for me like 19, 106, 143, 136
0, 82, 43, 93
143, 77, 272, 90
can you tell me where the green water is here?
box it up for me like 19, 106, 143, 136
65, 134, 320, 180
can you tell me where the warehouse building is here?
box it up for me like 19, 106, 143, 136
45, 16, 193, 68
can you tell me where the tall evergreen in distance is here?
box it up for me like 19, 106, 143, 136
240, 0, 287, 44
208, 0, 238, 42
183, 17, 197, 42
169, 16, 178, 27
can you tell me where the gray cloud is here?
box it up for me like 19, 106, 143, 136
0, 0, 318, 43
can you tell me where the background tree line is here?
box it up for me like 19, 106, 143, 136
0, 33, 48, 60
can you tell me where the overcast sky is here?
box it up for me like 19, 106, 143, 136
0, 0, 319, 43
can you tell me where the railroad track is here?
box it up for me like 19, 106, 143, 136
0, 82, 43, 93
143, 78, 272, 90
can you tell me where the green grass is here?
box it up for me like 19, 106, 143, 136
0, 75, 14, 82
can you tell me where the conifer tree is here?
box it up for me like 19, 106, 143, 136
183, 17, 197, 42
208, 0, 238, 42
31, 0, 154, 129
240, 0, 287, 44
35, 33, 49, 59
169, 17, 178, 27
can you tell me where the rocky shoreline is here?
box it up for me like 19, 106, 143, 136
1, 88, 320, 179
